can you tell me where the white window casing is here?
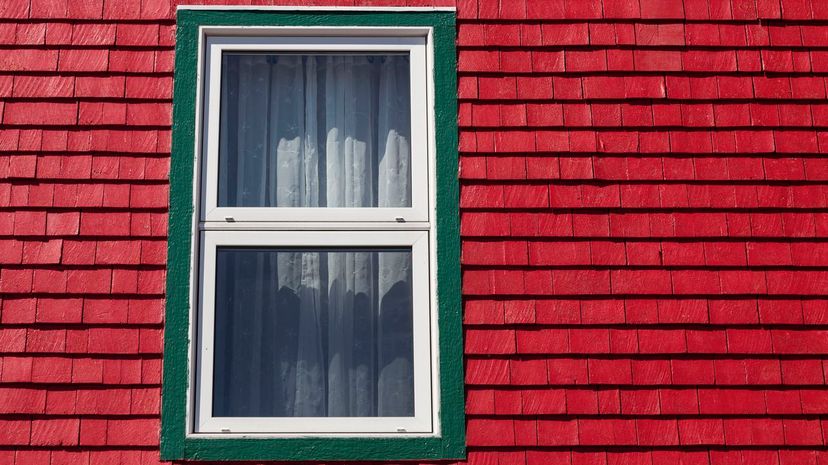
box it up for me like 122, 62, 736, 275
189, 27, 440, 438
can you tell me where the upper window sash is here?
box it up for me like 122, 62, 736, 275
198, 33, 431, 223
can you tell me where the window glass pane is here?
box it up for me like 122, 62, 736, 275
218, 53, 412, 208
213, 247, 414, 417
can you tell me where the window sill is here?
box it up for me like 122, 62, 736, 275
162, 435, 465, 461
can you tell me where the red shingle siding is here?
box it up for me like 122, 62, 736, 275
0, 0, 827, 464
459, 1, 828, 464
0, 0, 172, 462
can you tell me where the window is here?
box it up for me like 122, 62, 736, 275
199, 34, 432, 435
161, 7, 462, 461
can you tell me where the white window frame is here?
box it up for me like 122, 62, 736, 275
189, 26, 440, 438
196, 231, 433, 435
200, 33, 430, 223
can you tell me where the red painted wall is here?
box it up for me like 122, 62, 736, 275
1, 0, 828, 464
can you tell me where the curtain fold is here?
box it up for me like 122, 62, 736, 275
213, 54, 414, 418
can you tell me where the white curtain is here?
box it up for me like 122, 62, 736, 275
212, 54, 414, 417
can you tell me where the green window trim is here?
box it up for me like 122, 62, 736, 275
161, 8, 462, 461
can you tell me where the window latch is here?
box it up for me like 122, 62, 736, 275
224, 216, 235, 222
395, 217, 405, 223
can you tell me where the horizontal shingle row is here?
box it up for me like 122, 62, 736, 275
0, 386, 160, 415
0, 22, 173, 47
459, 76, 828, 100
461, 240, 828, 267
1, 155, 169, 181
0, 268, 165, 294
460, 183, 828, 208
461, 103, 828, 128
464, 299, 828, 325
462, 268, 827, 295
466, 417, 828, 446
0, 183, 169, 209
0, 239, 166, 265
458, 50, 828, 73
0, 355, 160, 385
0, 297, 164, 324
468, 449, 826, 465
0, 327, 162, 354
461, 211, 828, 237
465, 358, 826, 385
464, 327, 828, 354
462, 156, 828, 181
0, 48, 174, 73
459, 0, 828, 20
0, 129, 169, 153
0, 76, 172, 99
2, 102, 171, 126
466, 387, 828, 415
460, 129, 828, 153
459, 23, 828, 48
0, 417, 158, 446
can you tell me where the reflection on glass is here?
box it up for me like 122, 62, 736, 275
218, 53, 412, 208
213, 247, 414, 417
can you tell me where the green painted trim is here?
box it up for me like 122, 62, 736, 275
161, 9, 462, 462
